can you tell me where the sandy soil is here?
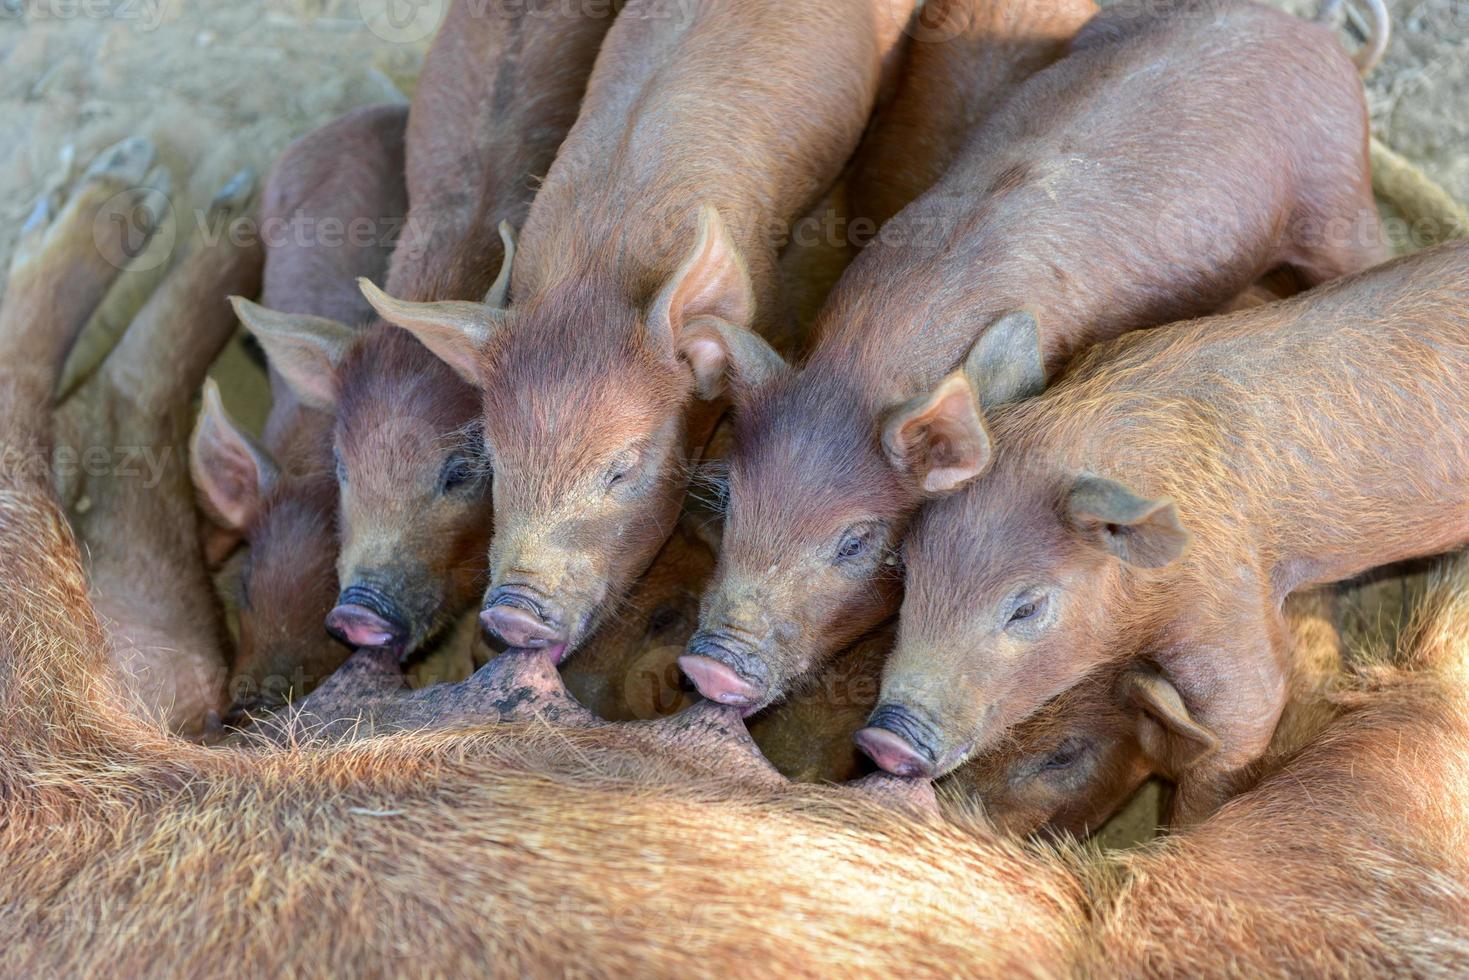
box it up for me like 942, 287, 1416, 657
2, 0, 1465, 844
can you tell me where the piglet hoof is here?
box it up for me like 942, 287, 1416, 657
846, 771, 941, 817
207, 168, 256, 220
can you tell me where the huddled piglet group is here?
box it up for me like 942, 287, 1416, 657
4, 0, 1469, 969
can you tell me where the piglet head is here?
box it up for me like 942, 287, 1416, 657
364, 207, 781, 663
950, 662, 1216, 837
683, 311, 1045, 712
860, 455, 1192, 780
190, 381, 351, 719
231, 286, 493, 661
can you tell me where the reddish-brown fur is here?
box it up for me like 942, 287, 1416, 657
5, 143, 261, 736
695, 0, 1388, 713
0, 230, 1077, 968
957, 590, 1343, 838
366, 0, 915, 664
236, 0, 616, 659
192, 104, 408, 717
2, 201, 1464, 970
847, 0, 1098, 232
881, 241, 1469, 819
1093, 554, 1469, 974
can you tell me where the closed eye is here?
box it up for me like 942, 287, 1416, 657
1004, 591, 1049, 629
439, 452, 478, 493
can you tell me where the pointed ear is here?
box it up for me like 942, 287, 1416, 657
963, 310, 1046, 408
1066, 475, 1191, 569
648, 205, 755, 354
880, 371, 991, 495
483, 220, 517, 309
230, 296, 354, 411
358, 277, 503, 386
1118, 666, 1219, 777
189, 379, 279, 531
679, 319, 789, 400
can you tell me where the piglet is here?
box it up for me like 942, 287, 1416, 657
864, 241, 1469, 821
228, 0, 616, 662
681, 0, 1389, 712
360, 0, 916, 665
190, 103, 408, 718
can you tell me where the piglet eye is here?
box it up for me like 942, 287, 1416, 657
439, 452, 475, 493
1043, 737, 1086, 771
834, 524, 881, 563
1009, 602, 1037, 623
605, 450, 642, 492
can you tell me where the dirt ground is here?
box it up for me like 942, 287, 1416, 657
2, 0, 1465, 844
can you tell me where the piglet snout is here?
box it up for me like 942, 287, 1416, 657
678, 654, 762, 707
679, 631, 770, 708
855, 703, 941, 779
326, 602, 406, 650
481, 587, 566, 650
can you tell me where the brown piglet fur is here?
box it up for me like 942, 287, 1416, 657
956, 590, 1344, 838
362, 0, 916, 666
2, 216, 1464, 971
190, 104, 408, 719
876, 242, 1469, 821
690, 0, 1386, 713
0, 247, 1083, 972
1092, 552, 1469, 974
229, 0, 615, 662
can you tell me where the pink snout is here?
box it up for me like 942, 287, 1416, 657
854, 726, 936, 779
678, 654, 763, 708
325, 603, 404, 649
481, 604, 564, 651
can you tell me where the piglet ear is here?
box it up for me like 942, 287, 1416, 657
189, 379, 279, 531
878, 310, 1045, 496
880, 371, 991, 495
648, 205, 757, 385
680, 320, 789, 400
230, 296, 352, 411
1118, 666, 1219, 777
1066, 475, 1191, 569
483, 221, 517, 309
961, 310, 1046, 409
357, 278, 503, 387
